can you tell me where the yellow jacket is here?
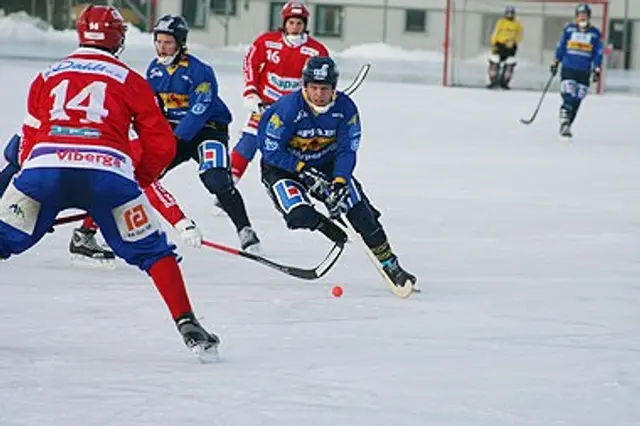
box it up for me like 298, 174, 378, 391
490, 18, 523, 47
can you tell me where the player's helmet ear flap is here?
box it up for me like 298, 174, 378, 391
76, 5, 128, 56
302, 56, 339, 89
153, 14, 190, 48
281, 2, 310, 27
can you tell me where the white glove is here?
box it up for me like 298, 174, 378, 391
243, 93, 264, 114
174, 218, 203, 248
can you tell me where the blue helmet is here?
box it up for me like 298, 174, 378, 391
302, 56, 339, 88
575, 4, 592, 18
153, 14, 189, 47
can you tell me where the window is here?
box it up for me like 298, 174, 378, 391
314, 5, 342, 37
481, 13, 502, 46
182, 0, 207, 29
211, 0, 237, 16
269, 2, 286, 30
405, 9, 426, 33
543, 17, 570, 50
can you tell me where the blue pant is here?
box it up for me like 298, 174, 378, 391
560, 67, 591, 121
0, 167, 175, 270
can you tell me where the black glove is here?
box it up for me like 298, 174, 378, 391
592, 67, 601, 83
550, 61, 559, 76
325, 181, 350, 219
299, 166, 330, 201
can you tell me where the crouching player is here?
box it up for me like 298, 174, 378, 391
0, 5, 218, 360
257, 56, 417, 290
550, 3, 603, 139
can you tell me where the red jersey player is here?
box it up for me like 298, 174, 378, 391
0, 5, 219, 361
229, 2, 329, 183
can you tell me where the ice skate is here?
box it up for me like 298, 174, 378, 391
69, 227, 115, 268
382, 256, 418, 292
238, 226, 262, 254
176, 313, 220, 363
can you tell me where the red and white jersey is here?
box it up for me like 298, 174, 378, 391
21, 47, 175, 188
243, 31, 329, 104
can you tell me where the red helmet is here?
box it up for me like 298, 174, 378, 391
281, 2, 310, 26
76, 5, 127, 54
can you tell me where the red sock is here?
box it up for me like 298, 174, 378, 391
144, 181, 186, 227
230, 150, 250, 181
148, 256, 192, 319
81, 216, 98, 231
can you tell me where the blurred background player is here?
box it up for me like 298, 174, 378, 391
0, 5, 218, 360
550, 3, 602, 140
257, 56, 417, 291
487, 6, 522, 90
148, 14, 261, 253
228, 2, 329, 184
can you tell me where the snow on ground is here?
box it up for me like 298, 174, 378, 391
0, 57, 639, 426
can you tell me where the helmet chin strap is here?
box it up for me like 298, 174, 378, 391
157, 49, 181, 66
577, 19, 589, 28
284, 33, 307, 47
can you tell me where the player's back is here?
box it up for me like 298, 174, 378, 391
25, 48, 141, 158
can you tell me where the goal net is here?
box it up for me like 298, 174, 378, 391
442, 0, 608, 93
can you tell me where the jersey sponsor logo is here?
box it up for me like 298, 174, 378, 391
267, 73, 302, 92
49, 125, 101, 139
195, 82, 211, 94
264, 137, 279, 151
159, 92, 189, 109
265, 41, 283, 49
264, 87, 282, 101
192, 103, 207, 115
55, 148, 125, 169
273, 179, 309, 214
300, 46, 319, 57
113, 195, 156, 242
296, 128, 336, 138
43, 59, 129, 83
149, 67, 163, 79
289, 136, 335, 152
266, 113, 285, 138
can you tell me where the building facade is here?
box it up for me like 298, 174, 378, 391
158, 0, 640, 69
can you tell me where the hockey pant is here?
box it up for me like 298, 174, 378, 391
261, 161, 388, 250
0, 165, 176, 270
165, 125, 251, 232
559, 67, 591, 124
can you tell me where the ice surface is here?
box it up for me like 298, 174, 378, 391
0, 60, 639, 426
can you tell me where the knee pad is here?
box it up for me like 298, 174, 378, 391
199, 167, 234, 195
285, 204, 321, 230
233, 132, 259, 162
561, 79, 588, 105
346, 201, 387, 247
197, 140, 228, 174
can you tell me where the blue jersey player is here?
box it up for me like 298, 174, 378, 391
550, 3, 603, 139
147, 14, 261, 253
257, 56, 417, 290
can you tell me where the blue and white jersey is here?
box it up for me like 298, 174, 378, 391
257, 90, 361, 183
555, 23, 603, 71
146, 53, 232, 141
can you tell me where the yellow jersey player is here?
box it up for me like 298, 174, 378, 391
487, 6, 523, 90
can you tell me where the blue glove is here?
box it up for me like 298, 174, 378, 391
299, 166, 330, 201
325, 181, 350, 219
